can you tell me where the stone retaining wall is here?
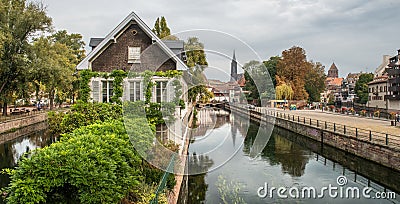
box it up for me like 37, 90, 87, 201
0, 113, 47, 134
228, 105, 400, 172
0, 121, 48, 144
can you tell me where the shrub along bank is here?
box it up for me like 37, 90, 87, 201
2, 101, 177, 204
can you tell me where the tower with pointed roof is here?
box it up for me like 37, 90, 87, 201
328, 63, 339, 78
231, 50, 238, 81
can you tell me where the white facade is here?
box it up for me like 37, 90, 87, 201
90, 77, 186, 104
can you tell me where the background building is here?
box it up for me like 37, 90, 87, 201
385, 50, 400, 110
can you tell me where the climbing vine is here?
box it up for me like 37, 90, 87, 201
78, 69, 183, 104
110, 70, 128, 104
77, 70, 97, 102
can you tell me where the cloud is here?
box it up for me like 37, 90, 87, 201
43, 0, 400, 78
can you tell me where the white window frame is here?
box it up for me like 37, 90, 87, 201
101, 80, 113, 103
129, 80, 142, 102
154, 79, 168, 103
128, 46, 141, 64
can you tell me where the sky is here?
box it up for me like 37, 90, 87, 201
42, 0, 400, 81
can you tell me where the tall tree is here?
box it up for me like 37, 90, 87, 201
355, 73, 374, 104
152, 16, 178, 40
51, 30, 85, 104
263, 56, 280, 87
277, 46, 311, 100
243, 60, 275, 104
305, 61, 326, 102
30, 36, 76, 110
184, 37, 208, 68
152, 17, 160, 37
0, 0, 52, 115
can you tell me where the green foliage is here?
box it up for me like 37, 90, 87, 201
355, 73, 374, 104
30, 35, 78, 109
48, 101, 122, 135
243, 60, 275, 104
124, 183, 168, 204
6, 102, 178, 203
263, 56, 280, 87
184, 37, 208, 68
110, 70, 128, 104
305, 61, 326, 102
77, 70, 98, 102
0, 0, 52, 115
216, 175, 246, 204
152, 16, 178, 40
276, 83, 294, 100
2, 121, 142, 204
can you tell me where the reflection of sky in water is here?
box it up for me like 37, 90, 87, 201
11, 138, 41, 163
187, 114, 400, 204
189, 123, 245, 173
0, 124, 52, 204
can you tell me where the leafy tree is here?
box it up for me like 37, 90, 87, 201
276, 76, 294, 100
184, 37, 208, 68
0, 0, 52, 115
355, 73, 374, 104
277, 46, 311, 100
243, 60, 275, 104
263, 56, 280, 87
305, 61, 326, 102
30, 36, 75, 109
152, 16, 178, 40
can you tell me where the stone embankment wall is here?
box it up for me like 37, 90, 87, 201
228, 105, 400, 172
0, 113, 48, 142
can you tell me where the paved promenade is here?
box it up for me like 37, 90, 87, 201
271, 109, 400, 136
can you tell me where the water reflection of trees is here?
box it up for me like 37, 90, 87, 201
185, 153, 214, 204
243, 122, 312, 177
0, 127, 53, 191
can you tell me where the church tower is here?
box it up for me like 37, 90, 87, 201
231, 50, 238, 81
328, 62, 339, 78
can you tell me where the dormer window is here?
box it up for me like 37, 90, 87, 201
128, 47, 141, 63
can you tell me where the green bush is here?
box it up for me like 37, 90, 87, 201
48, 101, 122, 135
3, 121, 142, 204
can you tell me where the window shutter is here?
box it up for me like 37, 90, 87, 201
92, 80, 100, 102
128, 47, 141, 63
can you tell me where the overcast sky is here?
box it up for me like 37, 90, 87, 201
42, 0, 400, 81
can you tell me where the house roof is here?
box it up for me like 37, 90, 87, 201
329, 63, 338, 71
326, 77, 343, 86
368, 75, 388, 85
76, 12, 188, 71
89, 38, 104, 48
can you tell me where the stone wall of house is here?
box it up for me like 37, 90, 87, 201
91, 22, 176, 73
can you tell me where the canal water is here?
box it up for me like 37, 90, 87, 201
0, 122, 56, 204
179, 109, 400, 204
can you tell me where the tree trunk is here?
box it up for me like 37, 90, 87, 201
49, 90, 54, 110
2, 102, 7, 116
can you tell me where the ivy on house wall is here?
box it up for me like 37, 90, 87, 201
78, 69, 183, 104
110, 70, 128, 104
77, 70, 97, 102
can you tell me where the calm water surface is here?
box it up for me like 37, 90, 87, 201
0, 122, 56, 204
179, 109, 400, 204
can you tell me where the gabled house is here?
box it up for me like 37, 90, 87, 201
76, 12, 188, 103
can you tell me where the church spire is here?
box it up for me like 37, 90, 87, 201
231, 50, 238, 81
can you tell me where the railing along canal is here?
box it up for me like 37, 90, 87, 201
228, 105, 400, 151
